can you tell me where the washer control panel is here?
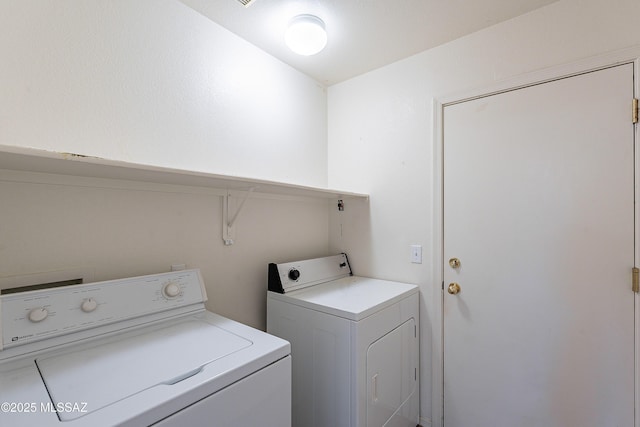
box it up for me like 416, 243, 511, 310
0, 269, 207, 349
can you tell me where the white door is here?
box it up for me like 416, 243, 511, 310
443, 64, 635, 426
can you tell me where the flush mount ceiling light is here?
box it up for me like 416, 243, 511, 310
285, 14, 327, 56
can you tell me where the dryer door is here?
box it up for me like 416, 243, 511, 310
366, 318, 417, 427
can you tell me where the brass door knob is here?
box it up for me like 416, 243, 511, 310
449, 258, 461, 269
447, 283, 461, 295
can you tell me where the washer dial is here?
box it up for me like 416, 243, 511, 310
81, 298, 98, 313
28, 307, 48, 323
163, 282, 181, 298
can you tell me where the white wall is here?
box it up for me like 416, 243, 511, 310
0, 0, 332, 330
0, 0, 327, 187
327, 0, 640, 424
0, 171, 330, 329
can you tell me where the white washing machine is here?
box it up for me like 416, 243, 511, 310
267, 253, 419, 427
0, 269, 291, 427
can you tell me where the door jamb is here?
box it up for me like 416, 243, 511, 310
431, 46, 640, 427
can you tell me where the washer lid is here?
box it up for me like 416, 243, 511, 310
36, 318, 251, 421
271, 276, 418, 321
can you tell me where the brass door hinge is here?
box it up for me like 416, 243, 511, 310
633, 267, 639, 293
633, 98, 638, 124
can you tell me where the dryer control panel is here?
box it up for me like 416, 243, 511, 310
268, 253, 352, 294
0, 269, 207, 350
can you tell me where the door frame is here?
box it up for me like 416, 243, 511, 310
431, 46, 640, 427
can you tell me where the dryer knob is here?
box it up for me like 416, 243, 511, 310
288, 269, 300, 281
28, 307, 48, 323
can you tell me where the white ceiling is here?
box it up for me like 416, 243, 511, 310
180, 0, 558, 85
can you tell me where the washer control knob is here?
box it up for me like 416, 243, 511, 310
288, 269, 300, 281
28, 307, 48, 323
163, 282, 181, 298
81, 298, 98, 313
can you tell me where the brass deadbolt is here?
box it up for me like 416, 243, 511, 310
449, 258, 461, 269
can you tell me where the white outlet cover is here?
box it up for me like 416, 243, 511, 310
410, 245, 422, 264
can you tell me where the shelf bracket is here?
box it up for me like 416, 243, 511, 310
222, 187, 256, 246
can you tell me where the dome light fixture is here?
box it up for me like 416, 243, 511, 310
285, 14, 327, 56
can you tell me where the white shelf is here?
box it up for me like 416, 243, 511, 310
0, 145, 368, 200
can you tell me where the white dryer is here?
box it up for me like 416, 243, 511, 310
267, 253, 419, 427
0, 269, 291, 427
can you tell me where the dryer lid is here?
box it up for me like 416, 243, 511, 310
36, 317, 251, 421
